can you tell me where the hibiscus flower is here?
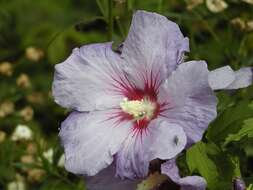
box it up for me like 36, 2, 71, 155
52, 10, 252, 190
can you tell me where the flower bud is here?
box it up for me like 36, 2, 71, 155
233, 177, 246, 190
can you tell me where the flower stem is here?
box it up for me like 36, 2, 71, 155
108, 0, 113, 40
157, 0, 163, 13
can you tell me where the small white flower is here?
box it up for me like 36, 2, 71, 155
7, 181, 26, 190
57, 154, 65, 168
16, 73, 31, 88
11, 125, 33, 141
0, 62, 13, 76
206, 0, 228, 13
0, 100, 14, 118
43, 148, 53, 164
25, 47, 44, 62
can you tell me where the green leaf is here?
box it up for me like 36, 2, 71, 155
186, 142, 220, 190
47, 28, 106, 64
247, 184, 253, 190
224, 118, 253, 145
187, 142, 241, 189
95, 0, 108, 18
207, 101, 253, 144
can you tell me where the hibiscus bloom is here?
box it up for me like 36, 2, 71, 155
52, 10, 252, 190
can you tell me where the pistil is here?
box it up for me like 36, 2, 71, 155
119, 97, 156, 121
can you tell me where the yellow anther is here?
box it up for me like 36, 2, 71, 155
120, 98, 156, 120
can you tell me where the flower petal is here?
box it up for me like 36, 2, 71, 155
208, 66, 253, 90
161, 159, 207, 190
121, 10, 189, 88
208, 66, 235, 90
226, 67, 253, 89
59, 111, 132, 176
53, 42, 125, 112
116, 119, 187, 179
160, 61, 217, 145
85, 163, 140, 190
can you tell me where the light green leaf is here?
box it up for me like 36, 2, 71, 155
186, 142, 221, 190
247, 184, 253, 190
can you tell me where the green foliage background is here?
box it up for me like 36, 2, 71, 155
0, 0, 253, 189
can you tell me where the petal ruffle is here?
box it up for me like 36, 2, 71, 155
160, 61, 217, 145
121, 10, 189, 89
53, 42, 126, 112
59, 111, 132, 176
226, 67, 252, 89
208, 66, 252, 90
85, 163, 140, 190
208, 66, 235, 90
161, 159, 207, 190
116, 119, 187, 179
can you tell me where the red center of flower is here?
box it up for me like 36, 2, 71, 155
120, 88, 160, 133
109, 84, 162, 135
107, 68, 168, 135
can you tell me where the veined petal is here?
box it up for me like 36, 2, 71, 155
208, 66, 252, 90
161, 159, 207, 190
59, 111, 132, 176
121, 10, 189, 89
52, 42, 126, 112
85, 163, 140, 190
160, 61, 217, 145
116, 119, 187, 179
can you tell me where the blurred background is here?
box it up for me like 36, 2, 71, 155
0, 0, 253, 189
